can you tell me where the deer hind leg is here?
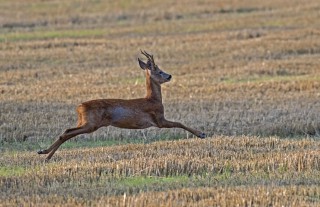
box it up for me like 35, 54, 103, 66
37, 111, 84, 156
37, 127, 80, 155
38, 124, 99, 161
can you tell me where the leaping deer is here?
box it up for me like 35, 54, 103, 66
38, 51, 206, 160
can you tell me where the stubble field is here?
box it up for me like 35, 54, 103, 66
1, 0, 320, 206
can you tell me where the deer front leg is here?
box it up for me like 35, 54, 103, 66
158, 119, 206, 138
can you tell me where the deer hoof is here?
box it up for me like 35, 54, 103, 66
198, 132, 206, 139
37, 150, 47, 154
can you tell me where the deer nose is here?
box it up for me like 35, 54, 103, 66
167, 75, 172, 80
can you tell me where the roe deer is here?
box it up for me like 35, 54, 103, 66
38, 50, 206, 160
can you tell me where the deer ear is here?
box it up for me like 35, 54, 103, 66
138, 58, 148, 70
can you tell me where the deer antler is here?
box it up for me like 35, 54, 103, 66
141, 50, 155, 70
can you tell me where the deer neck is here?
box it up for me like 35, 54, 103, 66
145, 71, 162, 102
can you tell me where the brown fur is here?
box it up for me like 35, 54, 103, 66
38, 51, 205, 161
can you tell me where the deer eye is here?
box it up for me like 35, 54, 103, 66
159, 71, 163, 75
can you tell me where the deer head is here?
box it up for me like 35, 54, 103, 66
138, 50, 172, 84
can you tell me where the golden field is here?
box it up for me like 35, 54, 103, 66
0, 0, 320, 206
